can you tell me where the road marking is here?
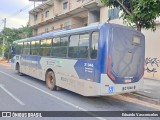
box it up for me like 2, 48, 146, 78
0, 84, 25, 106
143, 91, 151, 94
0, 71, 105, 120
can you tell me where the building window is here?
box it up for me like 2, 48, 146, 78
64, 22, 70, 29
34, 14, 38, 21
63, 2, 68, 10
108, 8, 120, 20
45, 10, 49, 18
60, 24, 63, 29
45, 28, 49, 33
52, 26, 54, 30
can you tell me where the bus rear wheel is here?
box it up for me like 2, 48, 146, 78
46, 71, 56, 90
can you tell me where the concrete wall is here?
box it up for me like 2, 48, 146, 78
53, 0, 61, 15
100, 7, 123, 25
72, 17, 84, 28
37, 17, 72, 34
142, 24, 160, 80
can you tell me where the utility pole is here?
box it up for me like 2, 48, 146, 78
2, 18, 6, 59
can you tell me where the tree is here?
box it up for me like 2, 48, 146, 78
0, 26, 32, 59
100, 0, 160, 31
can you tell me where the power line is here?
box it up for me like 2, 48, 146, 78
7, 3, 34, 19
0, 3, 34, 31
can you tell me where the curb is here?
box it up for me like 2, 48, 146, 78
125, 92, 160, 105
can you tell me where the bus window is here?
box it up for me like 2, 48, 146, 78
52, 36, 68, 57
15, 42, 23, 54
68, 35, 79, 58
40, 39, 52, 56
23, 42, 30, 55
79, 34, 89, 58
31, 40, 39, 55
52, 37, 60, 57
53, 37, 60, 46
68, 33, 89, 59
91, 32, 99, 59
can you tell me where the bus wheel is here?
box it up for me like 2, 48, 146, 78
46, 71, 56, 90
16, 63, 22, 76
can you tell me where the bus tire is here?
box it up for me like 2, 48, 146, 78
46, 71, 56, 90
16, 63, 23, 76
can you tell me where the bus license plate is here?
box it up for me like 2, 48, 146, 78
125, 79, 131, 83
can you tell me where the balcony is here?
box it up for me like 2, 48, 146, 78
53, 0, 100, 21
29, 0, 54, 27
29, 0, 101, 28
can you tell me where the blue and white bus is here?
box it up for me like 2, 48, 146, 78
11, 23, 145, 96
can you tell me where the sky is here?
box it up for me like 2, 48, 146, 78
0, 0, 41, 31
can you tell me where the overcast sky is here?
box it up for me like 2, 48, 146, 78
0, 0, 41, 31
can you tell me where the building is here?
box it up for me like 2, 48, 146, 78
29, 0, 102, 36
29, 0, 160, 80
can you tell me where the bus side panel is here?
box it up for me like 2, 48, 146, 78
11, 55, 21, 71
40, 58, 101, 96
20, 55, 43, 80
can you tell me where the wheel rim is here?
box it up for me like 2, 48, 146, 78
46, 71, 56, 90
49, 74, 54, 84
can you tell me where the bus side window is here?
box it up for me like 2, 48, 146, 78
52, 37, 60, 57
69, 33, 89, 59
91, 32, 99, 59
52, 36, 68, 58
40, 39, 52, 56
68, 35, 79, 58
60, 36, 68, 57
23, 42, 30, 55
79, 34, 89, 58
31, 40, 39, 55
15, 42, 23, 55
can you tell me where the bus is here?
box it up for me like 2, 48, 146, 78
11, 23, 145, 96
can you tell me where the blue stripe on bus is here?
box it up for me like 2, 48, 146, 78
74, 60, 97, 82
21, 55, 42, 69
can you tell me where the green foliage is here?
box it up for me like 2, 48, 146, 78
0, 26, 32, 59
101, 0, 160, 31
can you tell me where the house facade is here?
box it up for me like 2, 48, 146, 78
29, 0, 160, 80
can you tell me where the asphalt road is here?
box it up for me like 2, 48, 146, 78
0, 64, 159, 120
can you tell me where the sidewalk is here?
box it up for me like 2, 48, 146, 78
0, 60, 11, 67
129, 78, 160, 105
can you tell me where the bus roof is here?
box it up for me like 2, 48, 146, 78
13, 23, 143, 43
13, 23, 104, 43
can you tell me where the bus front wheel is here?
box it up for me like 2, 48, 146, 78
46, 71, 56, 90
16, 63, 22, 76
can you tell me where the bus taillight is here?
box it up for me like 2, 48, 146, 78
107, 55, 115, 81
